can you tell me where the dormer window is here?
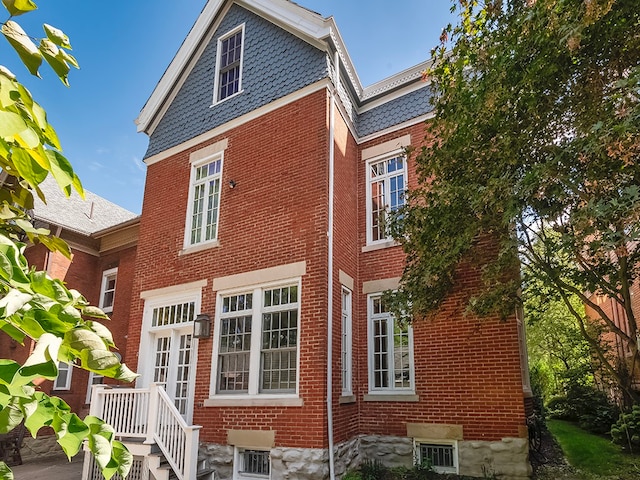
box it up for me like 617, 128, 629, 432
214, 25, 245, 103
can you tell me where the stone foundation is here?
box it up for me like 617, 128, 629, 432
20, 434, 65, 463
458, 438, 532, 480
199, 435, 531, 480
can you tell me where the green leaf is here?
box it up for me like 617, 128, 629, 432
45, 150, 81, 195
0, 403, 23, 433
36, 234, 71, 259
88, 321, 114, 347
0, 360, 20, 386
82, 306, 109, 320
0, 110, 28, 140
38, 39, 70, 86
111, 441, 133, 479
43, 24, 71, 50
2, 0, 37, 16
0, 321, 25, 343
52, 412, 87, 458
65, 328, 106, 354
1, 20, 42, 77
0, 289, 32, 317
0, 460, 14, 480
10, 147, 48, 188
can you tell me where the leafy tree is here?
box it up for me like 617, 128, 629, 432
390, 0, 640, 402
0, 2, 135, 479
525, 291, 594, 400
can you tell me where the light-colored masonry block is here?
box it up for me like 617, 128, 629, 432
199, 434, 532, 480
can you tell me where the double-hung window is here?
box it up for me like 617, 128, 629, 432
215, 283, 300, 396
368, 294, 414, 392
186, 155, 222, 247
367, 154, 407, 244
99, 268, 117, 313
214, 25, 244, 103
341, 287, 353, 396
54, 362, 72, 390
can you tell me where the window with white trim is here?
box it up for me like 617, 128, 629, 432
214, 25, 245, 103
368, 294, 414, 392
214, 283, 300, 396
54, 362, 72, 390
86, 372, 104, 403
366, 153, 407, 244
341, 287, 353, 396
99, 268, 117, 313
415, 441, 458, 474
185, 155, 223, 247
234, 448, 270, 479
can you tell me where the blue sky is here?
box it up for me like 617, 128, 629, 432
4, 1, 456, 214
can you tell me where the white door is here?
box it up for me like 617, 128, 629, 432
147, 299, 198, 423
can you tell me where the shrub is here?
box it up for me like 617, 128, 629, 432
546, 384, 619, 434
611, 404, 640, 453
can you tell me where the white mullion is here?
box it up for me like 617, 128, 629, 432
248, 287, 262, 395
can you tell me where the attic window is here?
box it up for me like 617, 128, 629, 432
214, 25, 245, 103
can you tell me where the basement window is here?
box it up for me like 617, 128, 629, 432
416, 441, 458, 474
235, 448, 270, 479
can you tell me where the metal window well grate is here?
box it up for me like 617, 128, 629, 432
87, 454, 145, 480
419, 443, 455, 469
241, 449, 270, 476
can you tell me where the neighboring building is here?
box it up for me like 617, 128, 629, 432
0, 176, 139, 418
80, 1, 532, 479
586, 281, 640, 396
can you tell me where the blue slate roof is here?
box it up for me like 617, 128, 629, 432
144, 2, 434, 158
356, 86, 435, 138
145, 4, 329, 158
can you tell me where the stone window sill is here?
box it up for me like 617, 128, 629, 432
363, 393, 420, 402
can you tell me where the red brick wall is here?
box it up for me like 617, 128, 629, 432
331, 103, 361, 443
586, 281, 640, 387
128, 88, 526, 451
350, 123, 526, 442
15, 242, 138, 417
129, 89, 331, 448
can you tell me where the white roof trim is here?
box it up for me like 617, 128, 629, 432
135, 0, 433, 136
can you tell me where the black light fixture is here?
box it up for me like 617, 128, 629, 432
193, 314, 212, 339
229, 179, 237, 189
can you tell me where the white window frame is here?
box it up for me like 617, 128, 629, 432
99, 267, 118, 313
138, 287, 203, 424
341, 287, 353, 396
213, 24, 245, 105
233, 447, 271, 480
365, 150, 407, 246
86, 371, 104, 404
414, 440, 458, 475
367, 293, 415, 394
184, 152, 224, 248
210, 279, 302, 401
54, 362, 72, 390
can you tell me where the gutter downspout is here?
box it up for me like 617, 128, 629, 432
326, 50, 339, 480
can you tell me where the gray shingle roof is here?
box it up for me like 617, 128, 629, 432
145, 4, 329, 158
356, 86, 435, 138
33, 175, 138, 236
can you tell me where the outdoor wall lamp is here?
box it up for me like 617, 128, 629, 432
193, 314, 212, 339
229, 180, 237, 189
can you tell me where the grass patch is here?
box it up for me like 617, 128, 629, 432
547, 419, 640, 478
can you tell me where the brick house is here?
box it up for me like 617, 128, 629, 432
80, 0, 532, 479
0, 176, 138, 460
586, 282, 640, 396
17, 176, 139, 417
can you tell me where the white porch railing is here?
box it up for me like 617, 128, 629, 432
90, 383, 201, 480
